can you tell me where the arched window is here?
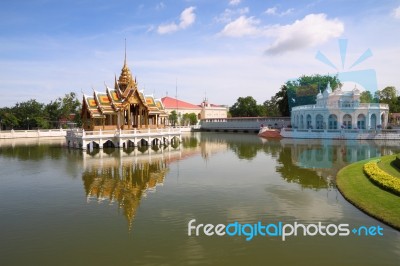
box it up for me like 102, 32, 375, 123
306, 114, 312, 129
316, 114, 324, 129
343, 114, 352, 129
328, 114, 338, 129
357, 114, 366, 129
370, 114, 377, 129
300, 115, 304, 129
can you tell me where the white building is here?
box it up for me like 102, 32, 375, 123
161, 97, 228, 121
290, 83, 389, 130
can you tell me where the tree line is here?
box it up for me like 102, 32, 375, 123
0, 92, 81, 130
229, 74, 398, 117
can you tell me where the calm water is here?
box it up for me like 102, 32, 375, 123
0, 133, 399, 265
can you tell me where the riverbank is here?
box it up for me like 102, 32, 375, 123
336, 155, 400, 230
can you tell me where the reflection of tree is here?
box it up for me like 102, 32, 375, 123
0, 144, 63, 161
82, 159, 168, 230
261, 139, 282, 158
181, 136, 198, 149
229, 142, 261, 160
275, 147, 329, 189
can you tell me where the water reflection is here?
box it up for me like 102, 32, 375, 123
0, 138, 65, 160
1, 134, 399, 265
82, 158, 168, 229
278, 138, 400, 188
81, 146, 182, 230
195, 133, 400, 189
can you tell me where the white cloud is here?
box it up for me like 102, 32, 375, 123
281, 8, 294, 16
265, 6, 294, 16
157, 23, 179, 34
393, 6, 400, 19
157, 6, 196, 34
220, 16, 261, 37
265, 7, 277, 15
179, 6, 196, 29
265, 14, 344, 54
229, 0, 241, 6
215, 7, 249, 23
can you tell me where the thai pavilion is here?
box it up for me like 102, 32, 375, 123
290, 82, 389, 130
81, 56, 168, 131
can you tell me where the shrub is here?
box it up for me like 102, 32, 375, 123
394, 154, 400, 170
363, 160, 400, 196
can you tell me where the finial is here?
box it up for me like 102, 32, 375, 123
124, 38, 127, 66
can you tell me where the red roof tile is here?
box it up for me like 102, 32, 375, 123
161, 96, 201, 110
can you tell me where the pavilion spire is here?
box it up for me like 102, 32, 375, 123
124, 38, 127, 66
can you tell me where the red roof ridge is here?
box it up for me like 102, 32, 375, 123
161, 96, 201, 109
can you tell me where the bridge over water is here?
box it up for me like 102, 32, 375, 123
199, 117, 291, 133
66, 128, 181, 150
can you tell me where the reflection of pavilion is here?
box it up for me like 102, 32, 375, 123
83, 160, 167, 229
81, 146, 182, 230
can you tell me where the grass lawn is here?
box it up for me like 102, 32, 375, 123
336, 157, 400, 230
377, 154, 400, 178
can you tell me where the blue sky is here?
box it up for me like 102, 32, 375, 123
1, 0, 400, 107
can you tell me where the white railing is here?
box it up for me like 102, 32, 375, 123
292, 103, 389, 111
67, 127, 181, 138
0, 129, 67, 139
282, 128, 400, 134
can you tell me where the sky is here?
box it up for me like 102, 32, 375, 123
1, 0, 400, 107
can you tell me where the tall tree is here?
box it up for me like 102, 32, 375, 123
268, 74, 342, 116
169, 110, 178, 126
263, 97, 281, 117
360, 91, 374, 103
0, 108, 19, 129
375, 86, 399, 113
13, 99, 47, 129
229, 96, 265, 117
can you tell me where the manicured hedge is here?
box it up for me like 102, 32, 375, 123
363, 160, 400, 196
394, 154, 400, 170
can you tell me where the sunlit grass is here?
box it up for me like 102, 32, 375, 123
336, 157, 400, 230
377, 154, 400, 178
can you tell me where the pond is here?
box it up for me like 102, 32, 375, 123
0, 133, 399, 265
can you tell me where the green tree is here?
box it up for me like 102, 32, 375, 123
270, 74, 342, 116
375, 86, 399, 113
229, 96, 265, 117
360, 91, 374, 103
46, 92, 81, 127
263, 97, 281, 116
0, 108, 19, 129
276, 85, 290, 116
45, 100, 62, 124
188, 113, 198, 125
181, 113, 189, 126
13, 99, 46, 129
377, 86, 397, 104
169, 110, 178, 126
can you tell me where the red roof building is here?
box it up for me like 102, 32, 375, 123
161, 97, 227, 122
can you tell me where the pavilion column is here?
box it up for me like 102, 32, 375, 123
128, 105, 131, 129
139, 108, 142, 128
338, 113, 343, 129
377, 113, 382, 128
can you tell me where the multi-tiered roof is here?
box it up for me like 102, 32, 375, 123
82, 55, 166, 119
